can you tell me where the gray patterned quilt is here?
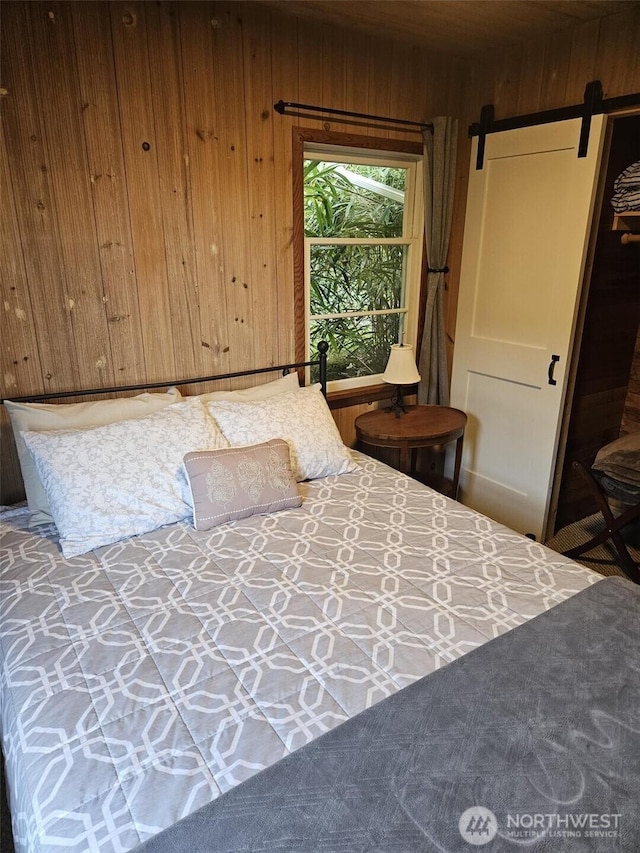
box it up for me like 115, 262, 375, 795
0, 453, 597, 853
135, 576, 640, 853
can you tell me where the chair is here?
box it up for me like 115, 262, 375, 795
563, 432, 640, 584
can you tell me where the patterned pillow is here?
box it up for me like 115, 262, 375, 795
22, 399, 228, 558
5, 388, 182, 524
206, 384, 357, 481
184, 370, 299, 404
183, 440, 302, 530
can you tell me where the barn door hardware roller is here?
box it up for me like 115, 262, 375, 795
469, 80, 640, 169
578, 81, 603, 158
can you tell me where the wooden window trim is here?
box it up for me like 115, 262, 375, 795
292, 127, 425, 366
326, 382, 418, 410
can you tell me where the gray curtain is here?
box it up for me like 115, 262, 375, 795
417, 116, 458, 406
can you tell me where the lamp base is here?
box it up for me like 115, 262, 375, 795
386, 385, 408, 418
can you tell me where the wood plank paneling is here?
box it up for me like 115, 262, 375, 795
321, 22, 346, 125
270, 8, 298, 363
241, 4, 279, 370
343, 30, 371, 132
178, 1, 229, 384
72, 2, 146, 383
493, 44, 524, 119
538, 30, 573, 111
1, 2, 81, 394
208, 3, 254, 379
366, 32, 392, 137
386, 41, 420, 142
595, 8, 640, 96
0, 138, 43, 398
146, 1, 203, 381
0, 138, 43, 503
564, 18, 600, 104
257, 1, 638, 57
515, 39, 545, 114
28, 2, 115, 388
110, 1, 176, 383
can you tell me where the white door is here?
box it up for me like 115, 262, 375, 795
450, 116, 606, 541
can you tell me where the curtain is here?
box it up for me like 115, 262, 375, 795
417, 116, 458, 405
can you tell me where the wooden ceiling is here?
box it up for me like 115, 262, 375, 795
258, 1, 637, 55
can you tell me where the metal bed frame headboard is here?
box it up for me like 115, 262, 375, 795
1, 341, 329, 405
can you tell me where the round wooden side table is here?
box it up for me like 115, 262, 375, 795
355, 405, 467, 499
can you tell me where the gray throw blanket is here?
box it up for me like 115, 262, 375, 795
135, 577, 640, 852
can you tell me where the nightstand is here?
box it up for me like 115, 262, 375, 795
355, 405, 467, 499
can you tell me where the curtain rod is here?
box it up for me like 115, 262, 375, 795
274, 100, 432, 132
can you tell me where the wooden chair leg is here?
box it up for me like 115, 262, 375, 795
562, 461, 640, 584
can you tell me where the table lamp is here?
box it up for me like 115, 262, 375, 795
382, 343, 421, 417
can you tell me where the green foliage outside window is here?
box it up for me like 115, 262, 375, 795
304, 160, 408, 380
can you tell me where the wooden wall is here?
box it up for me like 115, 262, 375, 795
2, 0, 640, 505
0, 0, 463, 397
0, 0, 465, 502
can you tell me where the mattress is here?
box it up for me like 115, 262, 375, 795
0, 453, 597, 853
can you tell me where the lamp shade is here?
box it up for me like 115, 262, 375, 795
382, 344, 421, 386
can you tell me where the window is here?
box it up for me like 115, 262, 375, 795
293, 131, 424, 391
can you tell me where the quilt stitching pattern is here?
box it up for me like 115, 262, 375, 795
0, 454, 597, 853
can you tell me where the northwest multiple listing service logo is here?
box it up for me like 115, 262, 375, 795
458, 807, 622, 846
459, 808, 498, 845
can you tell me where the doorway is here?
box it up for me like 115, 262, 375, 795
450, 116, 606, 542
554, 113, 640, 532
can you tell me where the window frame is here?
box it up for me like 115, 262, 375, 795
292, 128, 425, 394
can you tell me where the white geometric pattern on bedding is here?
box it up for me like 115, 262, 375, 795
0, 454, 597, 853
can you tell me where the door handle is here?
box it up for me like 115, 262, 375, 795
548, 354, 560, 386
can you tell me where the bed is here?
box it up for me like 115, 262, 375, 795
1, 352, 638, 853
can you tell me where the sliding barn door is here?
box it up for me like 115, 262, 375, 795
450, 116, 606, 541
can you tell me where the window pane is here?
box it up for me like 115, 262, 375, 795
310, 244, 405, 315
310, 314, 401, 381
304, 160, 405, 238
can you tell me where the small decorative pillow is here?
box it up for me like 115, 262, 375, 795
183, 439, 302, 530
206, 384, 357, 481
5, 388, 182, 524
22, 399, 228, 558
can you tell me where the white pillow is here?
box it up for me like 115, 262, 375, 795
22, 399, 228, 558
5, 388, 182, 524
207, 384, 356, 481
184, 370, 299, 404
